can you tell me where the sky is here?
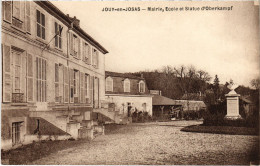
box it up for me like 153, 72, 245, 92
51, 1, 259, 87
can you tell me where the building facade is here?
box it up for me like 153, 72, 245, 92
103, 71, 153, 124
1, 1, 108, 150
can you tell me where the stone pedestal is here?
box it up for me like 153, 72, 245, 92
225, 93, 241, 120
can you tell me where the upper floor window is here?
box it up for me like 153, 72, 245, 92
139, 80, 145, 93
92, 48, 98, 68
124, 79, 130, 93
70, 33, 80, 58
106, 77, 113, 92
55, 22, 63, 49
36, 10, 45, 40
83, 43, 91, 64
13, 1, 22, 20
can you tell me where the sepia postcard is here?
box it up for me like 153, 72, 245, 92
1, 0, 259, 165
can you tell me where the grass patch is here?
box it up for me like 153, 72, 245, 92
181, 125, 259, 136
1, 139, 90, 165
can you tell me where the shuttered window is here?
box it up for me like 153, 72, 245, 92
80, 72, 84, 103
36, 57, 46, 102
36, 10, 45, 40
69, 68, 74, 103
82, 43, 91, 63
55, 22, 62, 49
70, 33, 81, 59
3, 1, 12, 23
13, 1, 21, 20
27, 53, 33, 101
92, 48, 99, 68
2, 45, 12, 102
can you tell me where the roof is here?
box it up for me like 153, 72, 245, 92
37, 1, 108, 54
152, 95, 181, 106
152, 95, 206, 108
105, 71, 145, 80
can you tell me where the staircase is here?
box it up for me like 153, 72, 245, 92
93, 102, 129, 124
29, 110, 93, 139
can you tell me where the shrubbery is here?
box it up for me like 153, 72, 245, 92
203, 100, 259, 128
132, 111, 153, 123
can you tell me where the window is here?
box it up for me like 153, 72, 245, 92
55, 22, 62, 49
106, 77, 113, 92
92, 48, 98, 68
36, 10, 45, 40
12, 122, 22, 145
13, 1, 22, 20
3, 1, 12, 23
36, 57, 46, 102
55, 63, 64, 103
70, 69, 79, 103
70, 33, 80, 58
124, 79, 130, 93
82, 43, 91, 64
139, 81, 145, 93
13, 51, 22, 93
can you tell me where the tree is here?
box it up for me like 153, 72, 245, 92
213, 75, 220, 103
250, 78, 260, 89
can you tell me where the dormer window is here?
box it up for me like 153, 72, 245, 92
124, 79, 130, 93
139, 80, 145, 93
106, 77, 113, 92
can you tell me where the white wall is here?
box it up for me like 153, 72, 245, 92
105, 95, 153, 117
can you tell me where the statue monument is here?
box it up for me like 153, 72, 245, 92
225, 83, 241, 119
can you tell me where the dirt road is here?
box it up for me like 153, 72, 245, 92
30, 121, 258, 165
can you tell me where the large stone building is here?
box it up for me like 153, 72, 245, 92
1, 1, 108, 150
101, 71, 153, 124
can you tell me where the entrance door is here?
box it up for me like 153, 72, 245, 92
12, 122, 22, 145
127, 102, 131, 117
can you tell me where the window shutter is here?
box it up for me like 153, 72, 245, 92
54, 22, 58, 47
2, 44, 12, 102
89, 76, 94, 105
27, 53, 33, 101
78, 38, 81, 59
25, 1, 31, 32
3, 1, 12, 23
87, 45, 91, 64
59, 65, 64, 103
64, 66, 69, 103
70, 32, 73, 56
79, 72, 84, 103
55, 63, 59, 102
69, 68, 74, 103
96, 51, 99, 68
21, 54, 27, 102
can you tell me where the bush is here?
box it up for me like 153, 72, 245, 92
183, 109, 205, 120
132, 111, 153, 123
203, 100, 259, 128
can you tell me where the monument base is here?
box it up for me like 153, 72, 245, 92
224, 115, 242, 120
